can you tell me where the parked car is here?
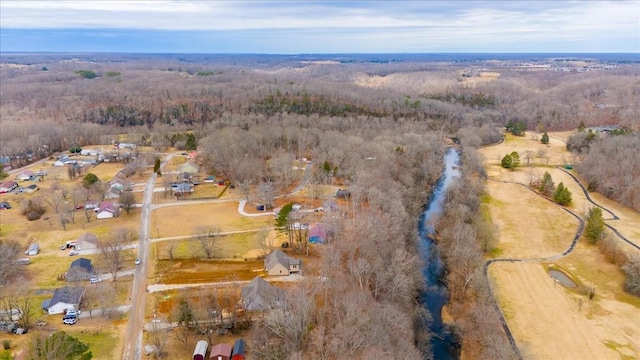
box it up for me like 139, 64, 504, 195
0, 203, 11, 210
89, 277, 102, 284
65, 309, 80, 317
135, 258, 141, 265
69, 251, 79, 256
63, 317, 77, 325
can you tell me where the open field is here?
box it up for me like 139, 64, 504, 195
151, 202, 273, 237
480, 132, 640, 359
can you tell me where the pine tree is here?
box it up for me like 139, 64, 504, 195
153, 157, 161, 175
538, 171, 555, 196
585, 207, 605, 243
541, 131, 550, 145
553, 182, 572, 206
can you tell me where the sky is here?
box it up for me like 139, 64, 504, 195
0, 1, 638, 53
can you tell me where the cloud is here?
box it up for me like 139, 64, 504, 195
0, 1, 637, 52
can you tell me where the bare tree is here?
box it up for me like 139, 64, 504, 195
166, 241, 176, 260
0, 240, 23, 286
49, 166, 64, 181
0, 277, 35, 329
120, 191, 135, 214
194, 226, 220, 259
99, 228, 130, 286
41, 183, 67, 213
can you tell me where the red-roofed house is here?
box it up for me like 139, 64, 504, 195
96, 201, 119, 219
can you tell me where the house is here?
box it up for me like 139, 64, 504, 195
0, 181, 18, 193
241, 276, 284, 311
172, 182, 194, 194
231, 339, 246, 360
119, 166, 136, 178
264, 249, 301, 276
204, 175, 216, 183
16, 170, 34, 181
42, 286, 84, 315
52, 160, 66, 167
96, 201, 119, 219
193, 340, 209, 360
323, 200, 338, 212
117, 142, 136, 149
109, 176, 127, 191
104, 187, 122, 199
308, 223, 327, 244
178, 162, 199, 175
67, 258, 95, 281
209, 343, 232, 360
177, 172, 193, 183
75, 233, 99, 250
26, 243, 39, 256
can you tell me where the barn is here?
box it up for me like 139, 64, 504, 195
231, 339, 246, 360
193, 340, 209, 360
209, 343, 232, 360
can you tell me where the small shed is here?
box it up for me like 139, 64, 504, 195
231, 339, 246, 360
26, 243, 39, 256
209, 343, 232, 360
193, 340, 209, 360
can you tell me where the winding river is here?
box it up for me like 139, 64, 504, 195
418, 147, 461, 359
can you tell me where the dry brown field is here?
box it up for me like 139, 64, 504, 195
480, 132, 640, 359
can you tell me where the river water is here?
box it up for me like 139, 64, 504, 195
418, 147, 461, 359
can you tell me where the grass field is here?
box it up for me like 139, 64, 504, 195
481, 131, 640, 359
151, 202, 273, 237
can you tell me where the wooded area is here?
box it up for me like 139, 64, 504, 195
1, 53, 638, 359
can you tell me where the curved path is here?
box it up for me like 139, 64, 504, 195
556, 167, 640, 251
481, 139, 639, 359
483, 178, 586, 360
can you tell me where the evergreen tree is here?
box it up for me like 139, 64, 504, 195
553, 182, 572, 206
538, 171, 555, 196
541, 131, 550, 145
0, 165, 7, 180
585, 207, 605, 243
185, 133, 197, 151
153, 157, 161, 175
501, 153, 513, 169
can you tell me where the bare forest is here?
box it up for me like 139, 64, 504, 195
1, 53, 639, 359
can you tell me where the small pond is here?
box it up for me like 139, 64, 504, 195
549, 269, 577, 288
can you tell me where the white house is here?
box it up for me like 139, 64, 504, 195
96, 201, 119, 219
42, 286, 84, 315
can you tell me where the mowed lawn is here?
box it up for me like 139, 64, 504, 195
154, 231, 269, 260
151, 202, 274, 237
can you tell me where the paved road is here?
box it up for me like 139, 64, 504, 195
121, 154, 174, 360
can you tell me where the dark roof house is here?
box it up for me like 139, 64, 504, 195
42, 286, 84, 315
67, 258, 95, 281
241, 276, 284, 311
